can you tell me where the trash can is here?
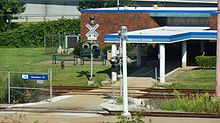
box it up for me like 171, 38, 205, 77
107, 50, 112, 60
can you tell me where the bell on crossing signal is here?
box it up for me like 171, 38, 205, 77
90, 15, 95, 26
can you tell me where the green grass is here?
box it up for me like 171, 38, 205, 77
0, 48, 110, 103
0, 48, 50, 70
52, 64, 110, 86
160, 92, 220, 113
158, 69, 216, 90
0, 48, 111, 86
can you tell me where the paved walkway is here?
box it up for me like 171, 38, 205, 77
25, 95, 109, 111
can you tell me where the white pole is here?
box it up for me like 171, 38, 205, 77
90, 47, 93, 80
159, 44, 165, 83
119, 31, 123, 97
117, 0, 119, 9
111, 44, 117, 82
8, 72, 10, 104
44, 1, 47, 22
182, 41, 187, 68
136, 44, 142, 68
155, 67, 158, 80
200, 41, 205, 54
65, 36, 68, 49
121, 26, 130, 116
216, 0, 220, 96
49, 67, 52, 102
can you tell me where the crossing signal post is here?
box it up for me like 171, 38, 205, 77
82, 41, 99, 85
121, 26, 130, 116
109, 55, 119, 104
85, 15, 100, 85
109, 56, 120, 73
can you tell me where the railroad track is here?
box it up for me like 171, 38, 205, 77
45, 86, 216, 99
137, 88, 215, 99
2, 87, 218, 119
100, 111, 220, 119
51, 86, 147, 91
142, 88, 215, 94
1, 107, 220, 119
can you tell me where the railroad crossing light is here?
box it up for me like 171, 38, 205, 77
110, 56, 120, 72
91, 43, 99, 50
82, 43, 89, 49
93, 49, 99, 58
121, 26, 127, 40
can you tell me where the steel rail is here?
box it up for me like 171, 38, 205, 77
100, 111, 220, 119
44, 86, 216, 99
1, 108, 220, 119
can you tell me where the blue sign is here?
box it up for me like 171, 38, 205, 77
21, 74, 48, 80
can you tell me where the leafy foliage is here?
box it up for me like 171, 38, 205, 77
116, 111, 146, 123
0, 18, 80, 48
73, 40, 87, 56
0, 0, 25, 32
78, 0, 134, 10
115, 96, 123, 104
195, 56, 216, 68
9, 73, 46, 103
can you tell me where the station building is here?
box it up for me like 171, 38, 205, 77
80, 6, 218, 83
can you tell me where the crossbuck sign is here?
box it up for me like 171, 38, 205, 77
86, 23, 99, 41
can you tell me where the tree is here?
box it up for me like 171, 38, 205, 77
78, 0, 134, 10
0, 0, 25, 32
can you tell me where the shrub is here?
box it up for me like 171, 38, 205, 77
8, 73, 46, 103
195, 56, 216, 68
72, 40, 86, 57
0, 18, 80, 48
116, 111, 146, 123
160, 92, 220, 113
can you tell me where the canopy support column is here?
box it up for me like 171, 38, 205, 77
200, 41, 205, 55
136, 44, 142, 68
159, 44, 165, 83
182, 41, 187, 68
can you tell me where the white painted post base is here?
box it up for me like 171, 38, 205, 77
159, 44, 165, 83
122, 112, 131, 117
111, 44, 117, 82
112, 72, 117, 82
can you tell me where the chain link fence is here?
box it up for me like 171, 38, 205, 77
0, 68, 52, 104
44, 32, 79, 55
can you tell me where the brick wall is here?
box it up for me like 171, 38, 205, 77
80, 12, 159, 48
210, 15, 217, 30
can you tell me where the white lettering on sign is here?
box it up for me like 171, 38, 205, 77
31, 76, 41, 79
86, 23, 99, 41
21, 74, 28, 80
127, 38, 153, 42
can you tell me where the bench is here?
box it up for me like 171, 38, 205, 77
52, 55, 78, 65
80, 51, 106, 65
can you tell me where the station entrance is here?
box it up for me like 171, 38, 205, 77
105, 26, 216, 83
